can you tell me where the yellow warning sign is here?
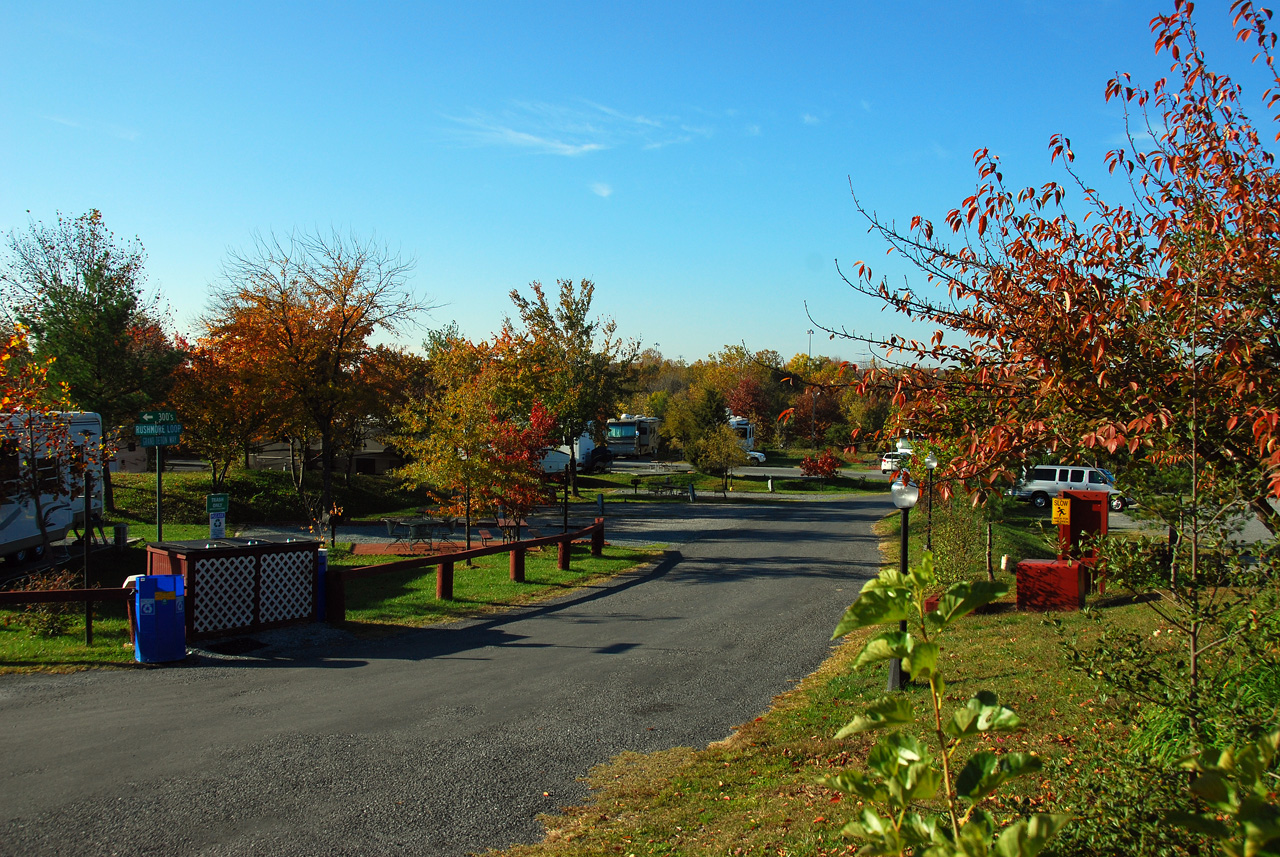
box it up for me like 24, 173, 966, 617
1052, 497, 1071, 525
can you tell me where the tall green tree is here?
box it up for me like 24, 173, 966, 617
502, 279, 637, 495
1, 210, 183, 510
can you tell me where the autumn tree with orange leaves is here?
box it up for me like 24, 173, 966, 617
829, 0, 1280, 537
206, 230, 429, 520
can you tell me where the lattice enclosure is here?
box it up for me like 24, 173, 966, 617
259, 550, 314, 623
192, 555, 255, 634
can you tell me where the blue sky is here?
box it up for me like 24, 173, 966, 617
1, 1, 1268, 364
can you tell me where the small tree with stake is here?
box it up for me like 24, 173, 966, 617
823, 552, 1068, 856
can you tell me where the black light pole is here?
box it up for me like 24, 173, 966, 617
888, 473, 920, 692
807, 329, 815, 450
925, 451, 938, 553
81, 432, 94, 646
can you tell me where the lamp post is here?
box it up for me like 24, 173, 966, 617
807, 329, 815, 450
925, 451, 938, 553
888, 473, 920, 692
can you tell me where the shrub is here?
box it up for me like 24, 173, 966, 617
799, 448, 842, 481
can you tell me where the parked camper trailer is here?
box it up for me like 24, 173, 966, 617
728, 415, 756, 450
1, 412, 104, 563
605, 415, 661, 457
555, 432, 613, 473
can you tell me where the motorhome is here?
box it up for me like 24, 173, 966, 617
1, 412, 104, 563
605, 415, 661, 457
728, 415, 756, 451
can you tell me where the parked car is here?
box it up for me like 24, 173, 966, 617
880, 451, 911, 473
744, 450, 766, 465
1006, 464, 1136, 511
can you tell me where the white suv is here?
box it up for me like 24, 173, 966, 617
880, 451, 911, 473
1008, 465, 1133, 511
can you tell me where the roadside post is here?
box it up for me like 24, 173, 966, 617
207, 493, 229, 539
134, 411, 182, 542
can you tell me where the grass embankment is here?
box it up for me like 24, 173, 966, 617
489, 596, 1155, 857
108, 468, 426, 526
485, 507, 1122, 857
580, 471, 887, 499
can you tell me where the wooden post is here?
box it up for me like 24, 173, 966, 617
557, 539, 570, 571
326, 571, 346, 623
986, 522, 995, 582
437, 560, 454, 600
510, 546, 525, 582
591, 517, 604, 557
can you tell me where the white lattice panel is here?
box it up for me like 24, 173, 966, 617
259, 550, 313, 623
193, 555, 255, 633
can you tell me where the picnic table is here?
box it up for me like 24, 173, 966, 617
383, 516, 457, 551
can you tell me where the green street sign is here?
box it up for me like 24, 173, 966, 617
206, 493, 230, 514
139, 410, 178, 424
139, 434, 181, 447
135, 423, 182, 436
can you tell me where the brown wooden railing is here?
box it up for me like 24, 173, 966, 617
0, 587, 132, 645
326, 517, 605, 622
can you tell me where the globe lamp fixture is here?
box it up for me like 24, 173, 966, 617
891, 477, 920, 510
925, 451, 938, 471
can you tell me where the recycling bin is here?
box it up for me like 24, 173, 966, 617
134, 575, 187, 663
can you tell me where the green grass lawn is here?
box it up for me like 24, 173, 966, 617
578, 470, 887, 499
488, 585, 1158, 857
342, 544, 658, 628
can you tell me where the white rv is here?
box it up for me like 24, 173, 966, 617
606, 415, 661, 457
728, 415, 756, 451
1, 412, 104, 563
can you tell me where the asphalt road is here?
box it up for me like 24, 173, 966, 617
0, 494, 889, 856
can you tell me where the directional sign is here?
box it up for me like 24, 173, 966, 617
139, 434, 181, 448
206, 493, 230, 514
139, 410, 177, 424
135, 423, 183, 436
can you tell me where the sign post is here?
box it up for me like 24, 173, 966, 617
135, 411, 182, 543
207, 493, 229, 539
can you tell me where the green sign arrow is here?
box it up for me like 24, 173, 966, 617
139, 410, 178, 424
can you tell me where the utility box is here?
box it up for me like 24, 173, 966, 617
1058, 489, 1110, 593
1016, 559, 1087, 611
145, 536, 320, 639
134, 575, 187, 663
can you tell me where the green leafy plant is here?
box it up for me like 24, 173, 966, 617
822, 551, 1068, 855
1169, 730, 1280, 857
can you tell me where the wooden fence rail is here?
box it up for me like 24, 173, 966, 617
0, 587, 132, 645
326, 517, 605, 622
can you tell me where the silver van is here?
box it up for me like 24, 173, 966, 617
1007, 465, 1133, 511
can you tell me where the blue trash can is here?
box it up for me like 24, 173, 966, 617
134, 575, 187, 663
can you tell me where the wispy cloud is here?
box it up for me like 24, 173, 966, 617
745, 124, 761, 136
860, 99, 872, 113
443, 100, 709, 156
591, 182, 613, 198
41, 114, 139, 141
803, 113, 821, 125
